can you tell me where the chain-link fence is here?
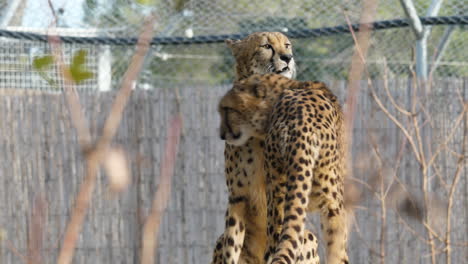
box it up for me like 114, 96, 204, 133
0, 0, 467, 91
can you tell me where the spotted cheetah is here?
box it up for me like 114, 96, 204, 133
211, 32, 319, 264
217, 74, 349, 264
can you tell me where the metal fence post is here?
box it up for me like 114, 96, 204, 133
400, 0, 446, 80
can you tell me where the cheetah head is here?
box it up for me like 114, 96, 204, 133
226, 32, 296, 81
218, 76, 271, 146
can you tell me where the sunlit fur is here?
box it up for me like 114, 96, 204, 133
226, 32, 296, 81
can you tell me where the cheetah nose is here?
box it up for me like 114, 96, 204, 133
275, 66, 289, 74
280, 54, 293, 64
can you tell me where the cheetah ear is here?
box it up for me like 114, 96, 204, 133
225, 39, 243, 56
225, 39, 241, 47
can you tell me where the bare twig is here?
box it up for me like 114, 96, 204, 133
141, 115, 182, 264
382, 62, 413, 116
393, 210, 430, 244
412, 77, 436, 264
445, 106, 467, 264
348, 176, 376, 194
427, 104, 467, 168
368, 81, 422, 163
350, 214, 380, 257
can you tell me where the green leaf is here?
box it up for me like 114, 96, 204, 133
69, 50, 94, 84
71, 50, 87, 67
32, 55, 54, 71
70, 69, 94, 83
135, 0, 156, 5
33, 55, 58, 88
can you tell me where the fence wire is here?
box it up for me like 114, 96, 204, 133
0, 0, 467, 91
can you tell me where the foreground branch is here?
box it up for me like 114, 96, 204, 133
141, 115, 182, 264
56, 16, 158, 264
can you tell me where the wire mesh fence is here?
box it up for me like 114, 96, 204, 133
0, 0, 467, 91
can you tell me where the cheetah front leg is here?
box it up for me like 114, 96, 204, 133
221, 197, 247, 263
218, 143, 253, 264
211, 234, 224, 264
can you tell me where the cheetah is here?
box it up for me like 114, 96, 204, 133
217, 74, 349, 264
211, 32, 319, 264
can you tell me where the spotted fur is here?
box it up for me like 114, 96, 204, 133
211, 32, 319, 264
218, 74, 349, 264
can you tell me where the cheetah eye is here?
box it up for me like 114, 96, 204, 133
223, 107, 242, 115
222, 106, 234, 113
261, 44, 272, 49
285, 43, 291, 49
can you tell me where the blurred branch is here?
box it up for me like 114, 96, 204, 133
27, 193, 47, 264
343, 0, 378, 178
141, 115, 182, 264
96, 15, 156, 149
55, 14, 158, 264
47, 0, 91, 149
48, 35, 92, 148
